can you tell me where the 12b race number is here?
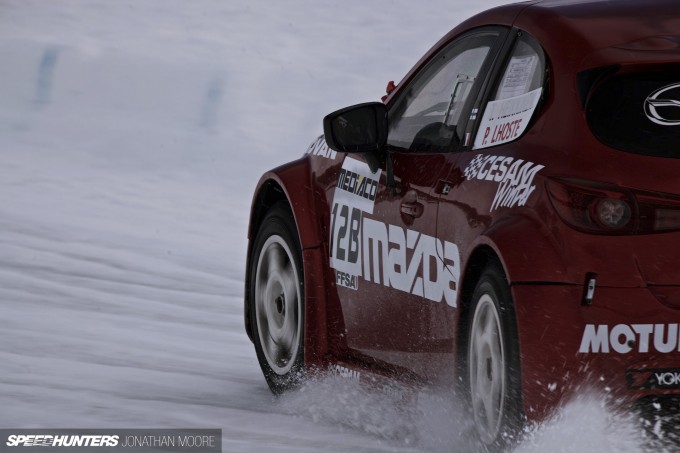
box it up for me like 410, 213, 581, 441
330, 202, 362, 272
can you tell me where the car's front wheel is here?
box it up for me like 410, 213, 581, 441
249, 202, 305, 394
467, 261, 523, 450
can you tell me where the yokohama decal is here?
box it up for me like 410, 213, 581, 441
580, 324, 680, 354
330, 157, 460, 306
628, 368, 680, 390
464, 154, 544, 211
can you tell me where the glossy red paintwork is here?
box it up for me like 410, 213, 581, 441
246, 0, 680, 422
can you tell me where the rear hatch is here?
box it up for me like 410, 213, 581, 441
582, 64, 680, 290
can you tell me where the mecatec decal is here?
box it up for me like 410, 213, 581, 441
330, 157, 460, 306
580, 324, 680, 354
644, 82, 680, 126
463, 154, 544, 211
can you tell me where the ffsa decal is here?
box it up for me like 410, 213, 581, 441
306, 135, 338, 159
329, 157, 460, 306
463, 154, 544, 211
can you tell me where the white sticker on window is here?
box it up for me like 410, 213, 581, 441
498, 55, 538, 100
473, 88, 542, 150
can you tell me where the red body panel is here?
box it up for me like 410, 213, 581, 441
246, 0, 680, 423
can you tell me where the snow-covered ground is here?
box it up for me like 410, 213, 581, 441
0, 1, 668, 451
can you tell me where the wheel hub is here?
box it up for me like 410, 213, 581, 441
254, 235, 301, 375
275, 294, 285, 315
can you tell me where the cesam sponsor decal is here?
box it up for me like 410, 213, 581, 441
330, 157, 460, 306
463, 154, 544, 211
580, 323, 680, 354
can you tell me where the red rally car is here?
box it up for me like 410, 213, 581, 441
245, 0, 680, 448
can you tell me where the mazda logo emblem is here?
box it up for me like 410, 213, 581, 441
644, 82, 680, 126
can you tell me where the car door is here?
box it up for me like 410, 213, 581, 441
329, 27, 508, 380
435, 31, 548, 273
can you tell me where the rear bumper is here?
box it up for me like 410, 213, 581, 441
513, 284, 680, 422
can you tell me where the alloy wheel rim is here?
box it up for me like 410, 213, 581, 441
469, 293, 506, 445
255, 235, 301, 375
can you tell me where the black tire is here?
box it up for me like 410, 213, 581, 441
249, 202, 305, 394
467, 261, 523, 450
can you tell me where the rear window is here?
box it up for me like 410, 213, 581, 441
587, 68, 680, 158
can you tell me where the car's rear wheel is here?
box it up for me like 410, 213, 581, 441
250, 202, 304, 394
467, 262, 523, 449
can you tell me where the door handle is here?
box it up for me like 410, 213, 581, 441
400, 190, 425, 221
401, 200, 424, 218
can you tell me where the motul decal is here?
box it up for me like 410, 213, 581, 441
579, 324, 680, 354
463, 154, 544, 211
329, 157, 460, 306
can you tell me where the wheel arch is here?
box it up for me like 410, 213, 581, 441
455, 244, 502, 388
244, 158, 328, 368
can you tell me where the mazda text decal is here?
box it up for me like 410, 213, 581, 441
361, 218, 460, 306
644, 83, 680, 126
330, 157, 460, 305
580, 324, 680, 354
463, 154, 544, 211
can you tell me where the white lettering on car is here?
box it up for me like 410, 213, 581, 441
306, 135, 338, 159
329, 157, 461, 307
463, 154, 544, 211
655, 371, 680, 386
362, 218, 460, 307
579, 323, 680, 354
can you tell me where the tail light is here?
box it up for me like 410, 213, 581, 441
546, 178, 680, 234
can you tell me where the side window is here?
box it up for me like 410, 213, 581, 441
473, 33, 546, 149
387, 31, 500, 152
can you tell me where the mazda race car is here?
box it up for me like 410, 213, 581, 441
245, 0, 680, 448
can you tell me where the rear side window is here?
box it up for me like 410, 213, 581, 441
473, 33, 546, 149
587, 69, 680, 158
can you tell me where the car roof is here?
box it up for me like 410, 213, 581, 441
387, 0, 680, 105
516, 0, 680, 68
